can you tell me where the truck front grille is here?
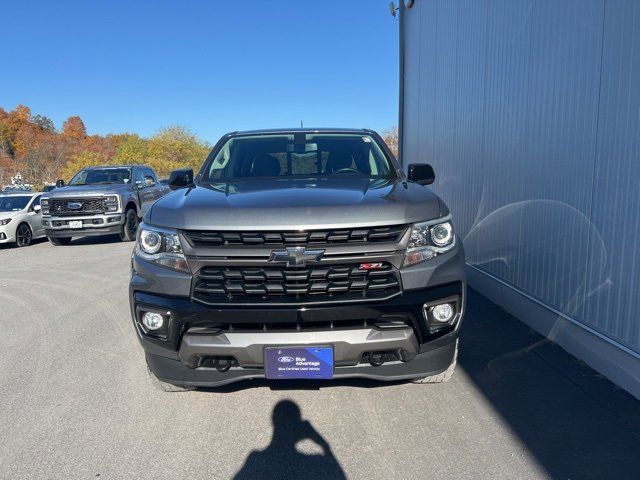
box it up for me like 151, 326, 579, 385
49, 197, 105, 216
183, 225, 407, 248
192, 262, 401, 304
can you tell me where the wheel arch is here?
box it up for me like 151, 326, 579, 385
15, 221, 33, 246
124, 200, 138, 214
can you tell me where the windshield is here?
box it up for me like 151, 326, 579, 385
202, 133, 395, 182
0, 196, 31, 212
69, 168, 132, 185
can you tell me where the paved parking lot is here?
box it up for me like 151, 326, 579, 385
1, 237, 639, 479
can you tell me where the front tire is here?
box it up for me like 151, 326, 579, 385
48, 236, 72, 246
15, 223, 33, 247
147, 366, 196, 392
412, 339, 458, 384
119, 208, 139, 242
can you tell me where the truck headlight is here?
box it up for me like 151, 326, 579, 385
404, 218, 456, 267
0, 218, 11, 226
103, 195, 119, 212
136, 223, 190, 273
40, 198, 49, 215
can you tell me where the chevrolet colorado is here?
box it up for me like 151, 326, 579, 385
129, 129, 465, 390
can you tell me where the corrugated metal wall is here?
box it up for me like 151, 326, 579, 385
401, 0, 640, 355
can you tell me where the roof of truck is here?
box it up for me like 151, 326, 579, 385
227, 128, 375, 136
82, 165, 150, 169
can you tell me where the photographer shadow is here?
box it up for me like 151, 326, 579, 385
233, 400, 346, 480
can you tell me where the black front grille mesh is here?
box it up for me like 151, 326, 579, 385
192, 263, 400, 304
183, 225, 407, 247
49, 198, 105, 215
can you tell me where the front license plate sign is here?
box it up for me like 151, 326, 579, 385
265, 346, 333, 379
69, 220, 83, 229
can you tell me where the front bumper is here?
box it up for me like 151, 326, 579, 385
43, 214, 123, 237
131, 283, 465, 387
146, 338, 458, 387
0, 225, 15, 243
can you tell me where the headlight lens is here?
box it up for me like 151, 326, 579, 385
136, 224, 190, 273
0, 218, 11, 226
103, 195, 119, 212
40, 198, 49, 215
404, 219, 456, 267
431, 222, 453, 246
140, 229, 162, 254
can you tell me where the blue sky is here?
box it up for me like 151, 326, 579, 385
0, 0, 399, 142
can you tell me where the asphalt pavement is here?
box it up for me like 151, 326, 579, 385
1, 236, 639, 479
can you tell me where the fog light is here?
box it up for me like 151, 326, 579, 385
142, 312, 164, 330
431, 303, 455, 323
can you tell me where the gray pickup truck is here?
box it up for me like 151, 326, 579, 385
129, 129, 465, 391
42, 165, 168, 245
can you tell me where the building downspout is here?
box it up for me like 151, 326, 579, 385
397, 0, 406, 168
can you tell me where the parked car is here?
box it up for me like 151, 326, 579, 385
42, 184, 56, 192
129, 128, 466, 391
1, 186, 33, 193
41, 165, 169, 245
0, 191, 45, 247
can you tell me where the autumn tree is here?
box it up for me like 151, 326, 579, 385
62, 115, 87, 140
0, 104, 212, 187
61, 151, 106, 180
382, 126, 398, 157
146, 126, 209, 177
112, 134, 149, 165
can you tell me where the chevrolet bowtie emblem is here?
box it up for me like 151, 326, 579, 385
268, 246, 325, 267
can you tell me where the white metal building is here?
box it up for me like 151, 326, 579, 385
399, 0, 640, 398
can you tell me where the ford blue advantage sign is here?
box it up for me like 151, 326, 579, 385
264, 346, 334, 379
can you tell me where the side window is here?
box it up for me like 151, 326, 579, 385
31, 195, 41, 209
134, 168, 145, 186
209, 142, 232, 179
368, 149, 379, 175
144, 168, 157, 182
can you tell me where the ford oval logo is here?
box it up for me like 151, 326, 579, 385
67, 202, 83, 210
278, 356, 295, 363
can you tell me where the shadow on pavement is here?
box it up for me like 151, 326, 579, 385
0, 237, 48, 250
233, 400, 346, 480
459, 289, 640, 479
200, 376, 407, 393
65, 234, 126, 246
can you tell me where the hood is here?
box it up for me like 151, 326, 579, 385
147, 177, 446, 230
0, 209, 26, 220
44, 184, 131, 197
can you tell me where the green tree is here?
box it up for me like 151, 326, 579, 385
31, 114, 56, 133
146, 126, 209, 177
61, 151, 106, 180
112, 134, 149, 165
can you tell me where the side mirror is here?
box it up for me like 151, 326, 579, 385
55, 179, 65, 188
169, 168, 194, 190
407, 163, 435, 185
33, 205, 42, 213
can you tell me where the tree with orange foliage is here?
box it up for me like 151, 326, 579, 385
382, 126, 398, 157
62, 116, 87, 140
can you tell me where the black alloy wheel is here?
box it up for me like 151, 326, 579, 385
15, 223, 33, 247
